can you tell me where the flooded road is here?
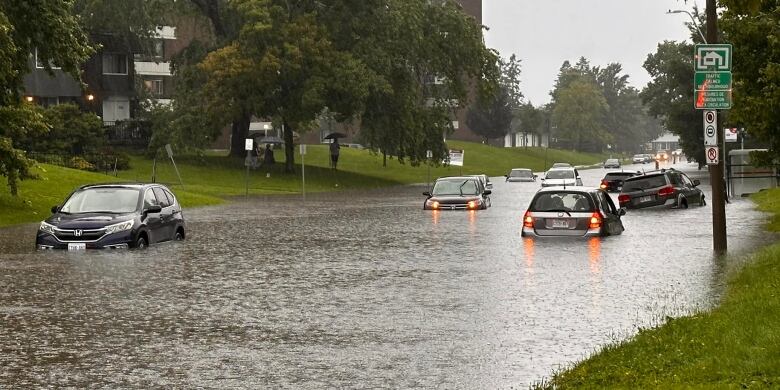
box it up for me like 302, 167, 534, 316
0, 162, 773, 388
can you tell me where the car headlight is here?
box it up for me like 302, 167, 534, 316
105, 220, 134, 235
39, 221, 56, 235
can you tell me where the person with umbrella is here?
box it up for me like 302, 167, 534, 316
325, 132, 345, 170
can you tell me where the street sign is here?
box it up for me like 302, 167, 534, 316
426, 150, 433, 159
695, 44, 732, 71
694, 72, 732, 90
705, 146, 719, 165
725, 127, 738, 142
299, 144, 307, 155
164, 144, 174, 158
245, 138, 254, 151
695, 89, 732, 110
447, 149, 464, 166
703, 110, 717, 146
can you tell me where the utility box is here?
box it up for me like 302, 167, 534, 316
728, 149, 778, 197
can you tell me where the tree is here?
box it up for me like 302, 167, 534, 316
18, 104, 104, 155
467, 86, 513, 142
552, 78, 610, 152
514, 102, 543, 147
721, 0, 780, 164
0, 0, 93, 195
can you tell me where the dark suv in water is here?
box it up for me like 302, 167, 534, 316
36, 183, 186, 250
618, 169, 705, 210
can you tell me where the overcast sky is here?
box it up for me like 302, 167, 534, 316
483, 0, 698, 106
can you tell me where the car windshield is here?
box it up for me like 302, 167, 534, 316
60, 187, 140, 214
623, 175, 667, 191
432, 179, 479, 196
633, 154, 644, 159
606, 159, 618, 163
510, 170, 532, 177
551, 163, 570, 168
531, 192, 593, 212
546, 170, 574, 180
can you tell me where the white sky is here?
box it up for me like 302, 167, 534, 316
483, 0, 698, 106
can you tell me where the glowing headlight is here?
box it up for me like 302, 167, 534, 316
39, 221, 56, 235
105, 220, 134, 235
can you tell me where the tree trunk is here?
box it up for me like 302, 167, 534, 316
283, 119, 295, 173
382, 151, 387, 167
229, 112, 251, 158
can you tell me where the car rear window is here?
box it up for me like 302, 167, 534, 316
510, 170, 532, 177
530, 191, 594, 212
545, 170, 575, 179
623, 174, 668, 191
604, 172, 635, 180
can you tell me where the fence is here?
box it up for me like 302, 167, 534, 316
28, 152, 124, 176
104, 120, 152, 148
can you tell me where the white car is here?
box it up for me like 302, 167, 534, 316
541, 167, 583, 187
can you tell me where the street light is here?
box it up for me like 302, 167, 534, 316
666, 9, 707, 43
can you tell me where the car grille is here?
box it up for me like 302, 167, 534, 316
54, 228, 106, 242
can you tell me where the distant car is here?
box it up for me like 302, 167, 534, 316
469, 174, 492, 190
600, 171, 640, 192
541, 167, 583, 187
521, 186, 626, 237
603, 158, 621, 169
551, 162, 572, 168
506, 168, 536, 182
643, 154, 654, 163
618, 169, 705, 210
36, 183, 186, 250
423, 176, 491, 210
632, 154, 647, 164
655, 150, 669, 161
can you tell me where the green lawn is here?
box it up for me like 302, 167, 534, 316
1, 141, 610, 227
536, 188, 780, 389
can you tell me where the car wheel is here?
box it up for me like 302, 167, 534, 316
174, 229, 185, 241
134, 235, 148, 249
679, 196, 689, 209
701, 195, 707, 206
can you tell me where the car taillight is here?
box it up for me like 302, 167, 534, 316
589, 212, 602, 229
523, 211, 534, 228
658, 185, 675, 197
618, 194, 630, 205
600, 180, 608, 189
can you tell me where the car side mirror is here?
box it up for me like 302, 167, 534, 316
693, 179, 701, 187
423, 191, 431, 197
145, 205, 163, 214
618, 208, 627, 216
51, 205, 60, 214
483, 190, 492, 196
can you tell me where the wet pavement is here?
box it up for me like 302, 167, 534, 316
0, 161, 774, 388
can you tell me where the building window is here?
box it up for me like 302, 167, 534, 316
144, 79, 164, 96
134, 40, 165, 62
34, 48, 60, 69
102, 53, 128, 75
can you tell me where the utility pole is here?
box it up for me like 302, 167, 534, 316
707, 0, 728, 254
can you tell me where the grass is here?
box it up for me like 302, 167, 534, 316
535, 188, 780, 389
0, 141, 610, 228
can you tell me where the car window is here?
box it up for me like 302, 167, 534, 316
153, 187, 171, 207
144, 189, 160, 209
598, 191, 618, 214
163, 189, 177, 205
668, 172, 684, 186
531, 192, 593, 212
680, 173, 693, 186
546, 170, 574, 179
60, 187, 140, 214
511, 170, 532, 177
604, 173, 634, 180
623, 174, 667, 191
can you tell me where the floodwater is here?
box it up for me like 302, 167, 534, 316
0, 162, 773, 388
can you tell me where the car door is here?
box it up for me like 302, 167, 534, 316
574, 169, 583, 186
679, 173, 702, 204
142, 188, 165, 243
152, 186, 175, 240
597, 191, 624, 235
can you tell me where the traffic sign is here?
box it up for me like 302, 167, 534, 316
725, 127, 738, 142
695, 44, 732, 71
695, 89, 732, 110
695, 72, 732, 90
706, 146, 719, 165
245, 138, 254, 151
703, 110, 717, 146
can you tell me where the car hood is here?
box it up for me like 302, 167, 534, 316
47, 213, 135, 229
428, 195, 482, 204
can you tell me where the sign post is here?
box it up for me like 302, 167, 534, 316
426, 150, 433, 190
300, 144, 307, 203
165, 144, 184, 185
244, 138, 253, 198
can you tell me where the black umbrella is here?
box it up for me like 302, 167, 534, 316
323, 132, 347, 140
256, 135, 284, 144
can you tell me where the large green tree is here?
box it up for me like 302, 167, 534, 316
552, 78, 610, 152
0, 0, 93, 195
721, 0, 780, 163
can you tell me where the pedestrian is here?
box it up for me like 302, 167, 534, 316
263, 143, 275, 167
250, 141, 259, 169
329, 138, 340, 170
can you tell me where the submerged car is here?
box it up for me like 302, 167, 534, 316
506, 168, 536, 182
469, 174, 493, 190
632, 154, 647, 164
541, 167, 583, 187
618, 169, 705, 210
603, 158, 621, 169
36, 183, 186, 250
600, 171, 640, 192
521, 186, 625, 237
423, 176, 491, 210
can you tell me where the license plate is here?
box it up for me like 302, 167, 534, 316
68, 243, 86, 251
639, 195, 653, 203
551, 219, 569, 228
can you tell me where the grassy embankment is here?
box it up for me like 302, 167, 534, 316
537, 188, 780, 389
0, 141, 608, 227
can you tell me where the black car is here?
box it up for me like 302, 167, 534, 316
423, 176, 491, 210
618, 169, 705, 210
599, 171, 640, 192
521, 186, 625, 237
36, 183, 186, 250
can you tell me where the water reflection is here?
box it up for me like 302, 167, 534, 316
588, 237, 601, 275
431, 210, 440, 225
523, 237, 535, 270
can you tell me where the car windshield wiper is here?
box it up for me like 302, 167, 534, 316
545, 208, 571, 216
458, 180, 468, 196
